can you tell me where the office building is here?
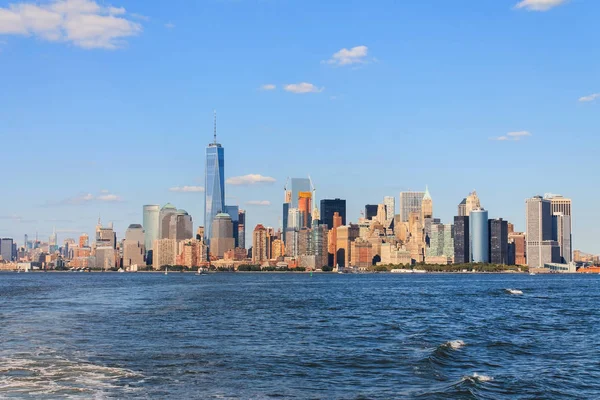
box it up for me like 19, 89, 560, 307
271, 239, 284, 259
95, 246, 116, 270
49, 228, 58, 253
421, 186, 433, 220
427, 223, 454, 258
365, 204, 378, 220
552, 213, 572, 264
282, 202, 290, 244
526, 196, 560, 268
143, 204, 160, 261
458, 199, 467, 217
179, 239, 208, 267
123, 224, 145, 267
153, 238, 177, 268
465, 191, 481, 216
290, 178, 311, 208
159, 203, 177, 239
400, 191, 425, 222
252, 224, 269, 264
238, 209, 246, 249
298, 192, 312, 228
205, 113, 225, 245
79, 233, 89, 248
320, 198, 346, 229
546, 194, 572, 216
470, 208, 489, 263
383, 196, 395, 222
509, 232, 526, 265
96, 220, 116, 249
453, 216, 469, 264
488, 218, 508, 265
0, 238, 14, 261
211, 213, 235, 258
336, 224, 360, 267
376, 203, 387, 225
225, 205, 240, 247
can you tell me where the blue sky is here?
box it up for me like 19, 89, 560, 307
0, 0, 598, 253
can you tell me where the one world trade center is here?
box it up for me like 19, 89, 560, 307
204, 112, 225, 245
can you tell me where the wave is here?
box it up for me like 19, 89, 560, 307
463, 372, 494, 383
444, 340, 466, 350
505, 288, 523, 295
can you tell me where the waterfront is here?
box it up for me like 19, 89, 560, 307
1, 273, 599, 399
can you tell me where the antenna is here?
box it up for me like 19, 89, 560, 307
213, 110, 217, 144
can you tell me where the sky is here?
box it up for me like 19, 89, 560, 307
0, 0, 598, 253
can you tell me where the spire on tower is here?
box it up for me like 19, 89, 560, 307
213, 110, 217, 144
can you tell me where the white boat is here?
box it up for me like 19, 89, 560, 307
529, 272, 536, 276
165, 267, 168, 275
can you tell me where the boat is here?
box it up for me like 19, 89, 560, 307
195, 268, 206, 276
165, 267, 168, 275
118, 268, 124, 273
529, 272, 536, 276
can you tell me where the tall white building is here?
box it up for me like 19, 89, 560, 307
545, 194, 573, 263
383, 196, 395, 222
526, 196, 560, 268
399, 191, 425, 223
153, 238, 177, 268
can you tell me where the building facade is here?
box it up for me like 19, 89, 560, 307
211, 213, 235, 258
252, 224, 269, 264
470, 209, 489, 263
123, 224, 145, 267
320, 198, 346, 229
204, 121, 225, 245
400, 191, 425, 222
526, 196, 560, 268
488, 218, 508, 264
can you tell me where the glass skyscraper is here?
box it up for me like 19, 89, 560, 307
470, 208, 489, 263
204, 120, 225, 245
143, 204, 160, 262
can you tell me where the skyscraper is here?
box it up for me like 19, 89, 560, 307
400, 191, 425, 222
320, 198, 346, 229
211, 213, 235, 258
383, 196, 395, 222
238, 209, 246, 249
298, 192, 312, 228
364, 204, 378, 220
421, 186, 433, 220
465, 191, 481, 216
143, 204, 160, 261
453, 216, 469, 264
470, 208, 489, 263
225, 205, 240, 247
458, 199, 467, 217
252, 224, 269, 264
123, 224, 145, 268
79, 233, 89, 248
488, 218, 508, 265
290, 178, 311, 208
552, 213, 572, 264
0, 238, 14, 261
205, 112, 225, 245
159, 203, 177, 239
526, 196, 560, 268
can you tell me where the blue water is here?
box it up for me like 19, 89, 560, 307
1, 273, 599, 399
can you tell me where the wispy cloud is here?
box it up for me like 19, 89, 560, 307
164, 22, 175, 29
0, 0, 142, 49
514, 0, 568, 11
324, 45, 369, 66
226, 174, 276, 186
0, 215, 36, 223
47, 191, 123, 206
284, 82, 323, 94
490, 131, 532, 141
259, 84, 276, 91
245, 200, 271, 206
169, 186, 204, 192
579, 93, 600, 102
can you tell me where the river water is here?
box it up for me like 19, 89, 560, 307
0, 273, 598, 399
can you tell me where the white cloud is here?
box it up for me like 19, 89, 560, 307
0, 0, 142, 49
324, 45, 369, 66
579, 93, 600, 102
96, 193, 121, 202
260, 84, 276, 91
514, 0, 567, 11
169, 186, 205, 192
226, 174, 276, 186
245, 200, 271, 206
164, 22, 175, 29
490, 131, 532, 141
284, 82, 324, 94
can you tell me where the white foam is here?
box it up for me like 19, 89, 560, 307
446, 340, 466, 350
472, 373, 494, 382
506, 289, 523, 295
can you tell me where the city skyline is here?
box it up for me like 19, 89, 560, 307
1, 0, 599, 253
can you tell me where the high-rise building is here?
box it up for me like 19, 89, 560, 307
179, 239, 208, 267
465, 191, 481, 216
252, 224, 269, 264
328, 212, 344, 267
153, 238, 177, 268
282, 202, 290, 245
365, 204, 378, 220
453, 216, 469, 264
0, 238, 14, 261
159, 203, 177, 239
49, 228, 58, 253
526, 196, 560, 268
470, 208, 489, 263
320, 198, 346, 229
79, 233, 89, 248
383, 196, 395, 222
400, 191, 425, 222
290, 178, 311, 209
95, 246, 116, 270
376, 203, 387, 225
224, 205, 240, 247
271, 239, 284, 259
421, 186, 433, 220
298, 192, 312, 228
205, 112, 225, 245
427, 223, 454, 258
488, 218, 508, 265
458, 199, 467, 217
211, 213, 235, 258
508, 232, 526, 265
96, 220, 116, 249
552, 213, 572, 264
238, 209, 246, 249
123, 224, 145, 268
143, 204, 160, 261
336, 224, 360, 267
172, 209, 193, 242
546, 194, 572, 216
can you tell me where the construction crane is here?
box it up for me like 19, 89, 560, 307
283, 177, 291, 203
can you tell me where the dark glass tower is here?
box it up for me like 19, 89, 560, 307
365, 205, 378, 220
453, 216, 469, 264
204, 112, 225, 245
489, 218, 508, 264
320, 198, 346, 229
